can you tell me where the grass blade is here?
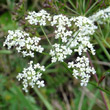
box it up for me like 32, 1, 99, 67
94, 34, 110, 60
88, 82, 110, 95
34, 87, 53, 110
0, 50, 12, 54
10, 85, 36, 110
88, 90, 99, 110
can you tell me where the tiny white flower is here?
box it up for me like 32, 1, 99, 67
37, 80, 45, 88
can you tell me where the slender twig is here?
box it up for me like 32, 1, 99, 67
86, 52, 109, 110
34, 87, 53, 110
78, 89, 85, 110
40, 26, 53, 47
86, 0, 92, 12
41, 33, 55, 40
103, 39, 110, 48
92, 60, 110, 67
94, 34, 110, 61
82, 87, 104, 109
60, 86, 71, 110
58, 1, 80, 15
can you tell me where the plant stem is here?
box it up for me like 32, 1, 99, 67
64, 4, 80, 15
61, 62, 73, 73
34, 87, 53, 110
85, 0, 98, 15
42, 52, 50, 56
40, 26, 53, 47
94, 34, 110, 61
86, 0, 92, 12
103, 39, 110, 48
86, 52, 109, 110
46, 63, 55, 69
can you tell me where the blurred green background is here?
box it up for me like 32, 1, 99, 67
0, 0, 110, 110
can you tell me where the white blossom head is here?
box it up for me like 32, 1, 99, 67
3, 30, 44, 57
16, 61, 45, 92
68, 56, 96, 86
89, 6, 110, 24
68, 16, 97, 55
50, 43, 72, 63
70, 16, 97, 36
51, 14, 72, 42
25, 9, 52, 26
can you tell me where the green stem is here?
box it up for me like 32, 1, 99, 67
40, 26, 53, 47
61, 62, 73, 73
68, 0, 77, 10
42, 52, 50, 56
103, 39, 110, 48
97, 23, 104, 39
94, 34, 110, 61
85, 0, 98, 16
46, 63, 55, 69
34, 87, 53, 110
64, 4, 80, 15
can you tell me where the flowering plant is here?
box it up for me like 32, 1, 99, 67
2, 1, 110, 109
4, 6, 110, 91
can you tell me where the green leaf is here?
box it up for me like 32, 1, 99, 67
34, 87, 53, 110
0, 50, 12, 54
10, 85, 37, 110
88, 90, 99, 110
94, 34, 110, 61
85, 0, 99, 16
0, 12, 18, 31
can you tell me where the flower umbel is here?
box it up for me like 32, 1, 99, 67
51, 14, 72, 42
68, 56, 96, 86
50, 43, 72, 63
16, 61, 45, 92
68, 16, 97, 55
25, 9, 52, 26
4, 7, 108, 91
3, 30, 44, 57
89, 6, 110, 24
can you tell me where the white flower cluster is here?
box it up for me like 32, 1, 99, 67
5, 7, 106, 90
51, 14, 72, 42
69, 35, 95, 55
89, 6, 110, 24
68, 56, 96, 86
68, 16, 97, 55
25, 9, 51, 26
16, 61, 45, 92
70, 16, 97, 36
3, 30, 44, 57
49, 43, 72, 63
